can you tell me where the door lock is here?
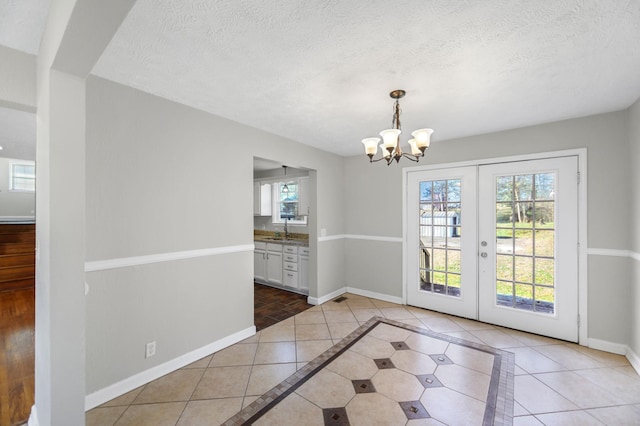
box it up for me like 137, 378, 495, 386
480, 252, 488, 258
481, 241, 487, 247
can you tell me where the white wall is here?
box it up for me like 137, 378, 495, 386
35, 2, 137, 424
344, 110, 632, 346
0, 157, 35, 219
0, 45, 36, 111
85, 76, 345, 396
628, 98, 640, 363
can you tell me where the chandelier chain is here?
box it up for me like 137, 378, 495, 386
392, 99, 402, 130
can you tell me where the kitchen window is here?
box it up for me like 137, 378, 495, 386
10, 162, 35, 192
273, 179, 308, 225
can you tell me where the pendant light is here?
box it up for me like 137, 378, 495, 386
282, 165, 289, 193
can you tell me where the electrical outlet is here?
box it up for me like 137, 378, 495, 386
145, 341, 156, 358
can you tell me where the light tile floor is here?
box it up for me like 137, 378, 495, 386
87, 293, 640, 425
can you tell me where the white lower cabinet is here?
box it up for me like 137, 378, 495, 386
254, 249, 266, 281
254, 241, 308, 295
299, 250, 309, 292
283, 245, 298, 289
265, 244, 283, 285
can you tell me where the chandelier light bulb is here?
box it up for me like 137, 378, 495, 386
362, 138, 380, 156
380, 128, 401, 150
408, 139, 422, 156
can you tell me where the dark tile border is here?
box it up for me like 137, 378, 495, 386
222, 317, 514, 426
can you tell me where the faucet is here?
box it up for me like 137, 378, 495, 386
284, 218, 289, 239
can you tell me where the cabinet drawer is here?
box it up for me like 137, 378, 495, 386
255, 241, 266, 250
283, 261, 298, 272
283, 245, 298, 254
283, 254, 297, 263
299, 247, 310, 256
266, 243, 282, 252
283, 271, 298, 287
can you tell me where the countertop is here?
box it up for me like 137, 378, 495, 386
254, 231, 309, 247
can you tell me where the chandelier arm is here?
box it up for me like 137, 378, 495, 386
368, 155, 389, 163
401, 153, 421, 163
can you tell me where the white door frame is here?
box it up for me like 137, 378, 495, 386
402, 148, 588, 345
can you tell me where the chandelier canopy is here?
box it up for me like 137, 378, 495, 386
361, 90, 433, 165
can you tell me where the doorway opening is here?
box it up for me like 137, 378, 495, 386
0, 106, 36, 425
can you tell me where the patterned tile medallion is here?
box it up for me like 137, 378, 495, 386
223, 317, 515, 425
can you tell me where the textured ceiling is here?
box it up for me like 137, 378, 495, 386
0, 0, 50, 54
92, 0, 640, 156
1, 1, 639, 159
0, 107, 36, 160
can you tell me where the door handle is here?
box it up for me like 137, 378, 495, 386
480, 252, 488, 258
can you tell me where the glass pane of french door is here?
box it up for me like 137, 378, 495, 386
478, 157, 578, 342
495, 172, 556, 313
407, 166, 477, 319
419, 179, 462, 296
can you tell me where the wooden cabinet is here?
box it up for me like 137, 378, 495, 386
253, 182, 272, 216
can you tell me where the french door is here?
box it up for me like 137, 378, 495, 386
407, 156, 579, 341
406, 166, 478, 319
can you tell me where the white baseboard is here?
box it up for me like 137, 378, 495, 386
345, 287, 403, 305
0, 216, 35, 222
308, 287, 403, 306
627, 346, 640, 375
85, 326, 256, 410
587, 338, 628, 355
308, 287, 346, 305
28, 405, 38, 426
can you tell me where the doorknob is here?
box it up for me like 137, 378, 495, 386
480, 252, 488, 258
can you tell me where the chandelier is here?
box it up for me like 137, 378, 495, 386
361, 90, 433, 165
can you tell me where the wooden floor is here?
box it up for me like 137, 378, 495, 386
254, 283, 313, 331
0, 288, 34, 426
0, 283, 307, 425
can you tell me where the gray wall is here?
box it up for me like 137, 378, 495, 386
85, 76, 345, 393
0, 157, 35, 218
344, 110, 633, 345
628, 98, 640, 359
0, 45, 36, 111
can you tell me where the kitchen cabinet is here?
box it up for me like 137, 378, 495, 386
282, 245, 298, 289
253, 182, 272, 216
254, 242, 282, 285
265, 243, 283, 285
254, 243, 266, 281
299, 247, 309, 292
254, 240, 309, 295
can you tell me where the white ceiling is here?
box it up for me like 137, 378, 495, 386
2, 1, 640, 159
0, 0, 50, 54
